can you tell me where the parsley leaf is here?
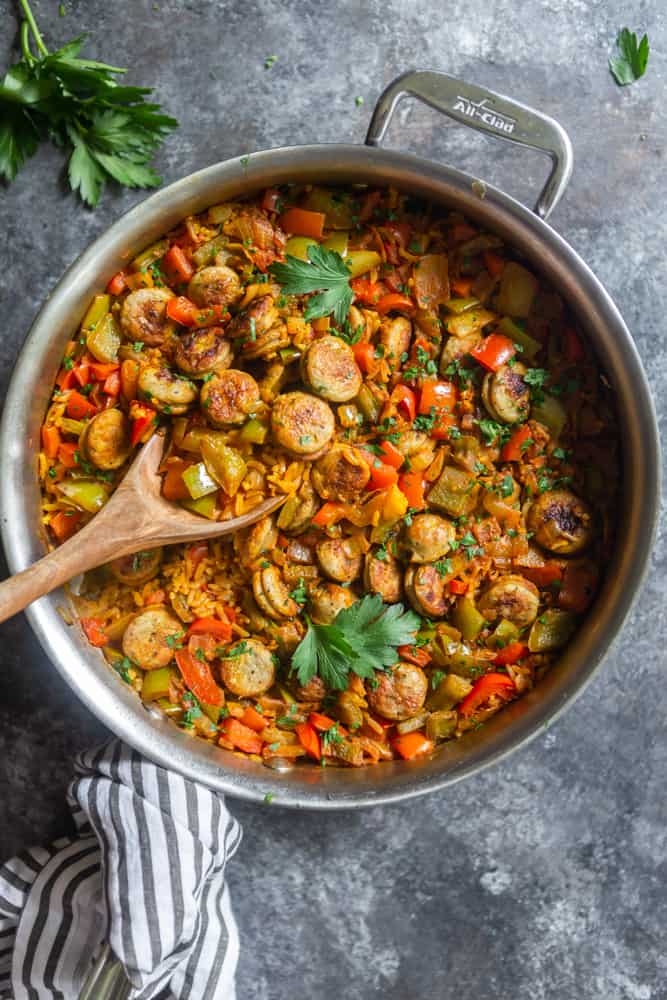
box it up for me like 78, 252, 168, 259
291, 595, 420, 691
0, 1, 178, 205
269, 244, 354, 325
609, 28, 650, 86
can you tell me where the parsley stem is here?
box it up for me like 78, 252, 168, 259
19, 0, 49, 57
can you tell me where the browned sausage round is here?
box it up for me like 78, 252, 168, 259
367, 662, 428, 721
401, 513, 456, 563
311, 445, 370, 501
270, 391, 335, 457
138, 366, 198, 415
219, 638, 276, 697
120, 288, 175, 347
379, 316, 412, 370
308, 582, 357, 624
121, 607, 183, 670
526, 489, 595, 555
477, 574, 539, 627
173, 327, 234, 377
404, 564, 450, 617
482, 362, 530, 424
364, 549, 403, 603
227, 294, 279, 344
301, 335, 362, 402
252, 565, 300, 620
187, 265, 242, 309
316, 537, 362, 583
200, 369, 260, 426
81, 409, 131, 471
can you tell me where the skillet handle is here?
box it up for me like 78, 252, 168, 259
366, 69, 573, 220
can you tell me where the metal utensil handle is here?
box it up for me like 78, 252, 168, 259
366, 69, 573, 219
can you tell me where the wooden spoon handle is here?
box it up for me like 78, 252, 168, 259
0, 523, 121, 625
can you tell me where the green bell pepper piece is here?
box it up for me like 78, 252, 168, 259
57, 478, 110, 513
182, 462, 219, 500
238, 418, 269, 445
141, 667, 172, 702
497, 316, 542, 360
81, 294, 110, 332
425, 709, 458, 740
531, 393, 567, 438
427, 465, 479, 518
451, 597, 487, 641
528, 610, 578, 652
181, 494, 218, 519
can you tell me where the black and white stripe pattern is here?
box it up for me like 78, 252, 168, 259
0, 740, 241, 1000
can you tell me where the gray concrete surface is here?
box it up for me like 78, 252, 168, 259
1, 2, 666, 997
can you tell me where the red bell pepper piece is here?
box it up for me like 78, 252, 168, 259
451, 276, 474, 297
162, 245, 195, 285
81, 617, 109, 647
261, 188, 282, 213
166, 296, 230, 328
295, 721, 321, 760
378, 440, 404, 469
187, 542, 210, 568
221, 718, 263, 755
367, 460, 398, 491
103, 371, 121, 396
66, 391, 97, 420
520, 560, 563, 588
129, 402, 158, 446
106, 271, 128, 296
187, 617, 233, 643
501, 425, 534, 462
470, 333, 516, 372
175, 647, 224, 707
88, 361, 120, 381
449, 579, 468, 595
418, 379, 458, 438
397, 645, 432, 668
359, 190, 382, 222
458, 673, 516, 718
278, 207, 325, 239
351, 341, 377, 374
240, 706, 268, 732
308, 712, 348, 736
392, 731, 433, 760
50, 510, 82, 542
57, 442, 79, 468
390, 383, 416, 422
312, 501, 347, 528
397, 471, 426, 510
350, 278, 385, 306
375, 292, 415, 316
449, 222, 477, 243
41, 425, 61, 459
493, 642, 528, 667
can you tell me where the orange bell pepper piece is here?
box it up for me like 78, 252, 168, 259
41, 425, 61, 459
81, 617, 109, 647
175, 647, 224, 707
392, 731, 433, 760
295, 721, 321, 760
162, 245, 195, 285
221, 718, 263, 755
278, 207, 325, 240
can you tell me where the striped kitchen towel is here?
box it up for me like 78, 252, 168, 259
0, 740, 242, 1000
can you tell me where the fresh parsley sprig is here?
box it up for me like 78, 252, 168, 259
609, 28, 650, 86
291, 594, 420, 691
269, 244, 354, 325
0, 0, 178, 205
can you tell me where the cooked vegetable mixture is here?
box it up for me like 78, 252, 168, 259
39, 185, 618, 767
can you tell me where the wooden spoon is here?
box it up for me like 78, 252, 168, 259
0, 433, 286, 624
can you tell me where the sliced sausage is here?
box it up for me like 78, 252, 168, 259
81, 408, 131, 471
187, 265, 242, 309
364, 549, 403, 603
379, 316, 412, 370
404, 564, 451, 618
395, 430, 436, 471
316, 537, 362, 583
270, 391, 335, 457
276, 483, 321, 535
234, 515, 279, 573
200, 369, 260, 426
366, 662, 428, 721
121, 607, 183, 670
301, 335, 362, 402
308, 582, 357, 624
252, 565, 300, 620
311, 445, 370, 501
138, 366, 198, 415
219, 638, 276, 697
401, 513, 456, 563
296, 675, 327, 702
477, 574, 540, 627
266, 618, 306, 658
240, 322, 289, 361
120, 288, 176, 347
173, 327, 234, 377
526, 489, 595, 556
228, 295, 287, 360
482, 362, 530, 424
109, 548, 163, 586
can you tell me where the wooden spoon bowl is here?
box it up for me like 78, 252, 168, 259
0, 433, 286, 624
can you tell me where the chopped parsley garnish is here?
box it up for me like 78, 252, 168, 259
523, 367, 549, 404
431, 670, 446, 690
165, 631, 185, 649
269, 245, 354, 325
291, 594, 420, 691
609, 28, 649, 86
219, 640, 249, 659
289, 578, 308, 605
477, 419, 511, 447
